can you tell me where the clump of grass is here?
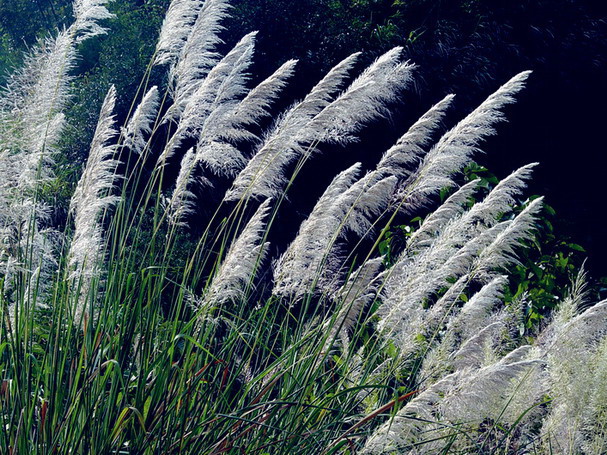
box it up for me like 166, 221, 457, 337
0, 1, 606, 454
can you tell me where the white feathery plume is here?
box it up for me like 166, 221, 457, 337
378, 197, 540, 347
408, 162, 537, 257
3, 225, 61, 323
166, 59, 296, 227
362, 352, 542, 454
325, 257, 384, 350
200, 199, 272, 308
473, 197, 543, 277
378, 221, 498, 340
386, 164, 538, 306
168, 148, 201, 225
441, 354, 543, 425
395, 71, 532, 214
455, 275, 508, 336
412, 277, 508, 387
166, 33, 270, 225
376, 94, 454, 178
225, 49, 413, 201
272, 163, 362, 298
154, 0, 205, 66
68, 86, 120, 320
580, 337, 607, 454
528, 270, 601, 453
168, 0, 232, 114
539, 300, 607, 454
423, 220, 510, 296
422, 273, 470, 330
361, 373, 460, 454
0, 0, 114, 311
0, 32, 75, 192
263, 51, 361, 135
273, 163, 396, 299
222, 52, 362, 201
386, 273, 469, 366
121, 86, 160, 155
159, 31, 256, 163
302, 49, 415, 147
467, 163, 538, 224
403, 176, 534, 311
217, 59, 298, 141
0, 0, 114, 195
337, 172, 398, 237
537, 264, 589, 348
71, 0, 115, 43
195, 59, 298, 178
297, 52, 361, 116
407, 179, 480, 251
452, 320, 506, 371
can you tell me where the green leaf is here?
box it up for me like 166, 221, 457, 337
566, 243, 586, 252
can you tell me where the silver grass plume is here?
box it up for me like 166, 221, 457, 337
274, 96, 456, 290
297, 52, 362, 115
72, 0, 115, 43
473, 196, 544, 277
307, 47, 414, 145
395, 71, 532, 214
225, 49, 413, 201
361, 373, 459, 455
539, 297, 607, 454
376, 94, 454, 179
324, 257, 384, 351
431, 198, 539, 292
168, 60, 296, 227
154, 0, 205, 66
0, 32, 75, 193
453, 275, 508, 340
407, 179, 480, 251
196, 59, 297, 178
535, 264, 589, 346
199, 199, 271, 308
121, 86, 160, 155
223, 52, 362, 202
467, 163, 538, 224
451, 320, 506, 371
0, 0, 113, 309
440, 351, 542, 426
168, 148, 201, 225
378, 165, 539, 340
409, 163, 537, 256
273, 163, 396, 299
272, 163, 362, 298
216, 59, 298, 142
580, 337, 607, 454
418, 277, 508, 383
159, 31, 256, 163
333, 171, 398, 237
0, 0, 114, 194
166, 33, 285, 226
378, 197, 541, 353
168, 0, 232, 116
68, 86, 120, 321
362, 351, 542, 454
